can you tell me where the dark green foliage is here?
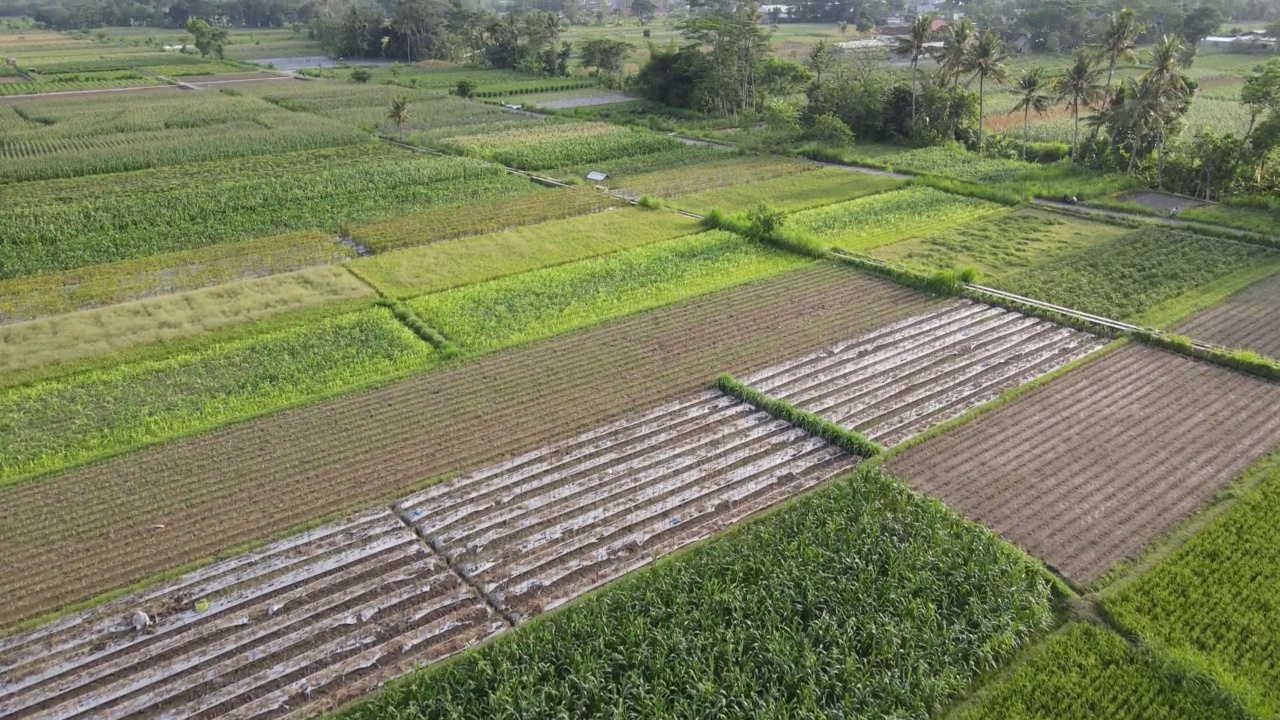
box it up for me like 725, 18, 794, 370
341, 463, 1051, 720
715, 374, 882, 458
350, 68, 372, 84
700, 204, 826, 259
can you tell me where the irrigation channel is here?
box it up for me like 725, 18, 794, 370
0, 302, 1102, 719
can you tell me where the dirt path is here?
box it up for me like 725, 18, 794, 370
887, 344, 1280, 587
0, 267, 936, 629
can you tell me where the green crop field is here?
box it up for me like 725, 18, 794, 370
351, 188, 620, 254
959, 623, 1261, 719
434, 120, 683, 170
0, 153, 528, 278
0, 307, 435, 485
410, 230, 810, 352
870, 209, 1132, 277
2, 32, 1278, 716
992, 227, 1277, 323
343, 464, 1050, 720
674, 167, 904, 214
351, 209, 702, 299
789, 187, 1004, 252
1104, 454, 1280, 712
0, 230, 350, 324
0, 266, 374, 379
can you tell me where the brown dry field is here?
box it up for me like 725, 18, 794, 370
1119, 190, 1207, 213
888, 344, 1280, 587
1178, 272, 1280, 358
0, 265, 937, 629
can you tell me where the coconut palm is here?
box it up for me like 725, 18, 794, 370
1010, 67, 1052, 160
938, 16, 975, 89
1056, 51, 1104, 162
1095, 9, 1143, 104
965, 31, 1009, 151
895, 14, 935, 122
388, 94, 411, 138
1140, 36, 1190, 186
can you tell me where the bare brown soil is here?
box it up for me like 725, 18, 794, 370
0, 266, 936, 629
1120, 190, 1207, 213
1177, 272, 1280, 358
887, 345, 1280, 587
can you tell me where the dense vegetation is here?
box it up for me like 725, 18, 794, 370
343, 463, 1051, 719
993, 227, 1272, 321
410, 230, 809, 351
0, 307, 434, 484
1105, 454, 1280, 712
960, 623, 1262, 719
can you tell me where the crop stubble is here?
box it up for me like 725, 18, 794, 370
1177, 272, 1280, 358
888, 345, 1280, 585
0, 266, 936, 628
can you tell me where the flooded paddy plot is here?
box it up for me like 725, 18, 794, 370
0, 509, 502, 720
741, 301, 1106, 447
887, 345, 1280, 586
397, 391, 851, 620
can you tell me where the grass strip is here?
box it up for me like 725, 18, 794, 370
715, 373, 881, 458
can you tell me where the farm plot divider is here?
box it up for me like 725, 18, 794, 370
0, 509, 504, 720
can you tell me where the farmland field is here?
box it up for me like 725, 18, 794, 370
1, 152, 529, 278
0, 230, 350, 325
0, 265, 374, 379
991, 227, 1278, 325
1103, 452, 1280, 711
887, 345, 1280, 586
959, 623, 1260, 719
0, 509, 504, 720
739, 301, 1105, 447
870, 209, 1131, 277
1178, 272, 1280, 358
351, 209, 702, 299
0, 267, 935, 627
790, 186, 1005, 251
672, 167, 904, 214
0, 307, 436, 484
5, 35, 1280, 717
408, 230, 811, 351
354, 464, 1050, 720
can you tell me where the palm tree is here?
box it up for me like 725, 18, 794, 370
895, 14, 935, 122
1056, 51, 1104, 162
1140, 36, 1190, 187
1010, 68, 1052, 160
388, 95, 411, 138
965, 31, 1009, 151
1095, 9, 1143, 104
542, 12, 564, 41
938, 16, 975, 89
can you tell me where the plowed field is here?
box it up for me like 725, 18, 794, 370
742, 301, 1105, 446
1177, 272, 1280, 358
0, 265, 936, 628
888, 345, 1280, 586
0, 509, 502, 720
398, 390, 850, 620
